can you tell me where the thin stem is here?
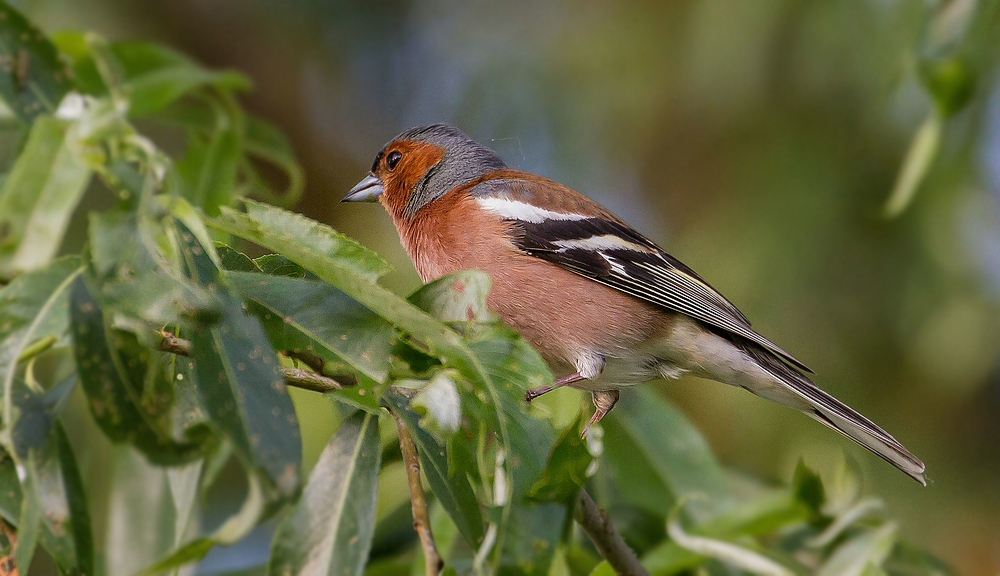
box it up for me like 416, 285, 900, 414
157, 331, 346, 393
392, 411, 443, 576
575, 490, 649, 576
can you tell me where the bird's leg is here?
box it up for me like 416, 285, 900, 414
524, 372, 585, 403
582, 389, 620, 439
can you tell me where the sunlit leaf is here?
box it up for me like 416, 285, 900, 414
0, 117, 91, 278
213, 199, 391, 283
666, 502, 795, 576
268, 411, 380, 576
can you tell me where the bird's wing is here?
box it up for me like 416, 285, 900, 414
469, 174, 812, 373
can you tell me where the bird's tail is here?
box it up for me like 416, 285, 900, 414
737, 343, 926, 485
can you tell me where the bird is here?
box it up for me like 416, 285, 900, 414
343, 123, 926, 485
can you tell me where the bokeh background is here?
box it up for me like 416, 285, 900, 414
22, 0, 1000, 573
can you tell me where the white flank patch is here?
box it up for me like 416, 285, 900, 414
553, 234, 653, 253
476, 197, 589, 224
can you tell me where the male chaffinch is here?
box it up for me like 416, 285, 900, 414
344, 123, 926, 485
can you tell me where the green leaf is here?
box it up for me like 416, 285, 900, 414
105, 446, 175, 576
883, 112, 941, 218
382, 389, 485, 547
792, 460, 825, 517
527, 417, 592, 503
216, 244, 260, 272
225, 271, 394, 384
176, 222, 301, 500
14, 450, 42, 575
241, 115, 305, 209
61, 38, 250, 117
463, 326, 568, 574
268, 411, 381, 576
603, 388, 730, 522
0, 449, 20, 524
212, 199, 391, 283
818, 523, 897, 576
920, 57, 975, 118
0, 1, 73, 123
88, 209, 223, 326
253, 254, 310, 278
69, 276, 215, 464
178, 119, 241, 216
0, 117, 91, 278
408, 269, 495, 326
0, 257, 81, 454
9, 378, 94, 576
209, 203, 552, 571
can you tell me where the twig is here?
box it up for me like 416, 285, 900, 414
392, 411, 443, 576
157, 331, 346, 393
575, 490, 649, 576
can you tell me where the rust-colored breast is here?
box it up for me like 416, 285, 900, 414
395, 189, 670, 375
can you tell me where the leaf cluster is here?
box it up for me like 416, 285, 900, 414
0, 3, 953, 575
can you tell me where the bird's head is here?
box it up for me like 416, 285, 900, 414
343, 123, 506, 220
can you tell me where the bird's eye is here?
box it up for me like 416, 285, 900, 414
386, 151, 402, 170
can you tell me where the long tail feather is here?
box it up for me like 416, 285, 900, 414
737, 342, 926, 485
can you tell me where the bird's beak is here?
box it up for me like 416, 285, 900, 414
343, 173, 384, 202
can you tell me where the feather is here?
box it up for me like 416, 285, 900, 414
472, 177, 812, 373
734, 340, 926, 485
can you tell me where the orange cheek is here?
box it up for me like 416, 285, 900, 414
376, 141, 446, 221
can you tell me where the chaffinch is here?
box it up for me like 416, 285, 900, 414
344, 123, 926, 485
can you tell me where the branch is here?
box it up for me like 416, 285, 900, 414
157, 331, 347, 393
392, 411, 443, 576
575, 490, 649, 576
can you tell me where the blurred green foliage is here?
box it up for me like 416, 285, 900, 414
0, 0, 996, 575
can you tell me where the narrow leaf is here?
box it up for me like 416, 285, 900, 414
0, 1, 73, 123
0, 257, 81, 453
0, 117, 90, 278
268, 411, 380, 576
176, 222, 301, 499
213, 199, 390, 283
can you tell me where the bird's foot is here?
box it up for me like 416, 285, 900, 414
524, 372, 585, 403
582, 389, 620, 439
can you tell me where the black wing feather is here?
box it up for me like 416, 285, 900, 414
510, 216, 812, 373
